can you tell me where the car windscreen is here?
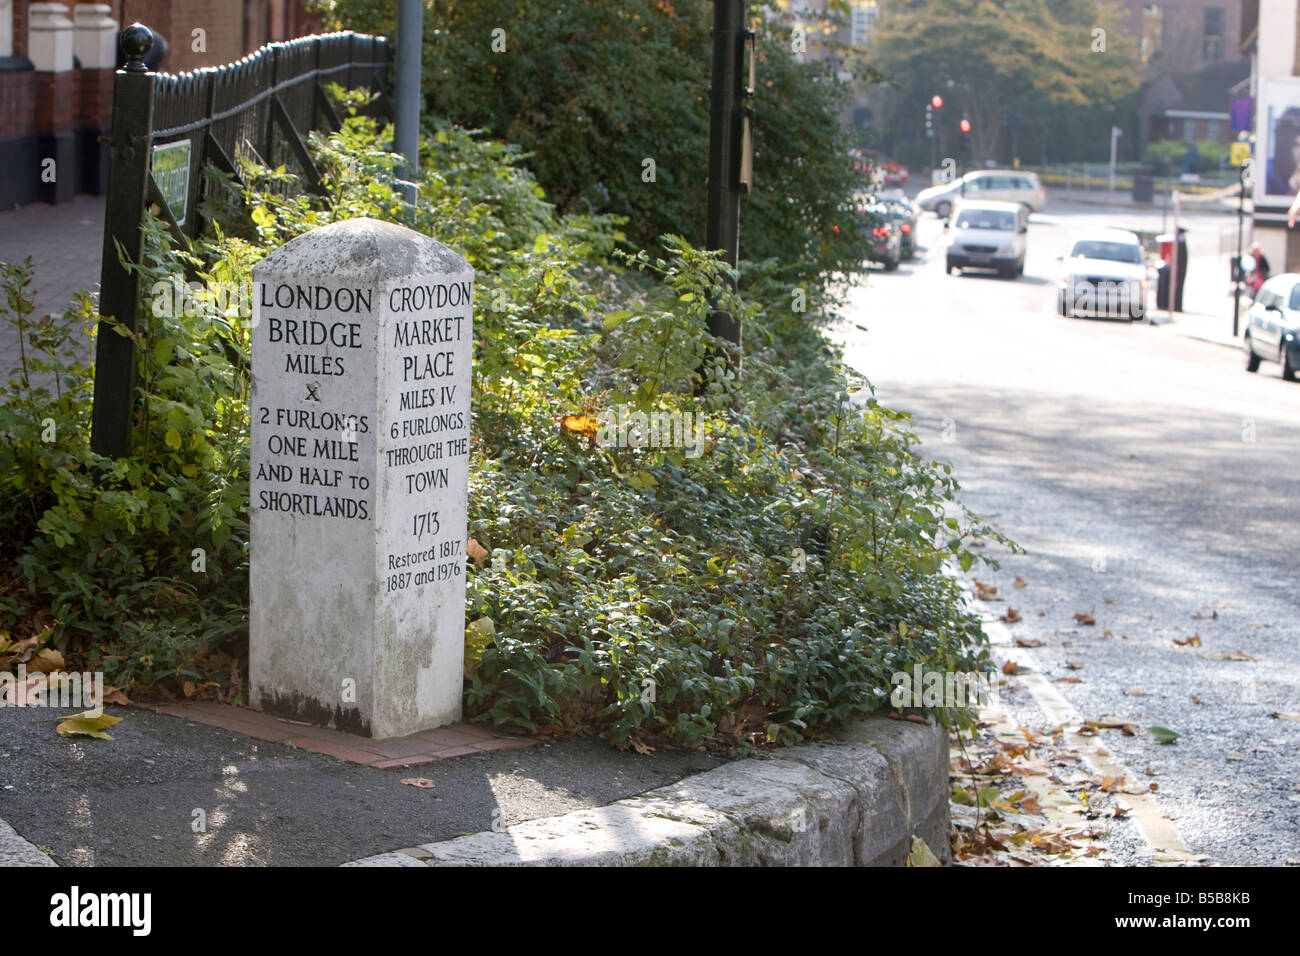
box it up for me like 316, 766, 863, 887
1071, 240, 1141, 263
956, 210, 1015, 231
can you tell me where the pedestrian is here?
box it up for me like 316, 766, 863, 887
1248, 242, 1270, 299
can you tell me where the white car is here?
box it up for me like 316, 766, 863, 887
945, 200, 1027, 278
1057, 228, 1149, 321
917, 170, 1046, 218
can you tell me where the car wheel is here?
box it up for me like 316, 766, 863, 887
947, 260, 958, 275
1059, 291, 1073, 318
1282, 345, 1297, 381
1244, 334, 1260, 372
885, 255, 900, 271
1015, 257, 1025, 277
936, 201, 951, 219
1130, 308, 1145, 323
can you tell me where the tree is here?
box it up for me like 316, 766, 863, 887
869, 0, 1139, 165
312, 0, 876, 284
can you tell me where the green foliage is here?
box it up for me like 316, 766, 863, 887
1, 114, 1006, 745
1142, 138, 1229, 176
312, 0, 875, 288
0, 234, 252, 692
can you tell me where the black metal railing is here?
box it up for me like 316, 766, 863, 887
90, 25, 391, 457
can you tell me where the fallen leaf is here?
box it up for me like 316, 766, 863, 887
559, 413, 599, 439
1013, 576, 1027, 589
1001, 660, 1019, 675
55, 711, 123, 740
400, 777, 436, 789
1073, 613, 1096, 626
1173, 635, 1202, 647
904, 713, 932, 725
1212, 650, 1256, 661
1149, 725, 1180, 745
1123, 687, 1145, 696
27, 648, 64, 673
630, 739, 656, 756
466, 538, 489, 568
1001, 607, 1022, 623
1065, 661, 1085, 670
1014, 636, 1042, 647
102, 686, 131, 706
907, 835, 941, 867
1054, 677, 1082, 683
1225, 751, 1246, 761
1269, 712, 1300, 722
975, 581, 998, 600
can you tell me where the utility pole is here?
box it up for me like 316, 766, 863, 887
704, 0, 749, 354
1109, 125, 1121, 195
1233, 162, 1247, 337
394, 0, 422, 212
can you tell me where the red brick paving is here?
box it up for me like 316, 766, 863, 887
135, 700, 534, 769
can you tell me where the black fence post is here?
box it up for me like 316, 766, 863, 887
90, 24, 156, 459
704, 0, 746, 351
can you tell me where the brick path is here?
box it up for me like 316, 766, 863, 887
0, 195, 105, 377
139, 699, 534, 769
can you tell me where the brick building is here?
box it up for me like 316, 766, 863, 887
0, 1, 320, 208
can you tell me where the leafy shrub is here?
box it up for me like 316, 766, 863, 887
1143, 138, 1229, 176
0, 113, 1005, 746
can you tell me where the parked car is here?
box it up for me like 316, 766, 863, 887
1243, 273, 1300, 380
878, 197, 919, 259
860, 200, 902, 270
917, 169, 1046, 218
1056, 228, 1148, 321
864, 149, 909, 187
945, 200, 1027, 278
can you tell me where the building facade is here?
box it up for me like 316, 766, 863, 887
1241, 0, 1300, 273
0, 1, 320, 208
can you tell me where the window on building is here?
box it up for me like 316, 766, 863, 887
1183, 119, 1198, 142
1205, 119, 1221, 140
0, 0, 12, 59
1140, 4, 1163, 64
850, 0, 879, 49
1204, 7, 1224, 62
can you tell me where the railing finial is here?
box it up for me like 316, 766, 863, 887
120, 23, 154, 73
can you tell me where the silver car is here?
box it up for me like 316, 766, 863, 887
917, 170, 1046, 218
1056, 228, 1149, 321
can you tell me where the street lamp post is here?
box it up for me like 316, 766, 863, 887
394, 0, 423, 213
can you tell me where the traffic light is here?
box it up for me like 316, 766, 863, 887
931, 94, 943, 109
959, 117, 971, 134
959, 115, 971, 159
925, 103, 934, 139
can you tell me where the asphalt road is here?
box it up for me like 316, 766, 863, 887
834, 201, 1300, 866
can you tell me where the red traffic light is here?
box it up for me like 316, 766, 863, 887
959, 118, 971, 133
931, 95, 944, 109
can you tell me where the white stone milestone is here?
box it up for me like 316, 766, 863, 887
249, 218, 473, 739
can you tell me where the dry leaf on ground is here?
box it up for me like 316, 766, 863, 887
55, 712, 123, 740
